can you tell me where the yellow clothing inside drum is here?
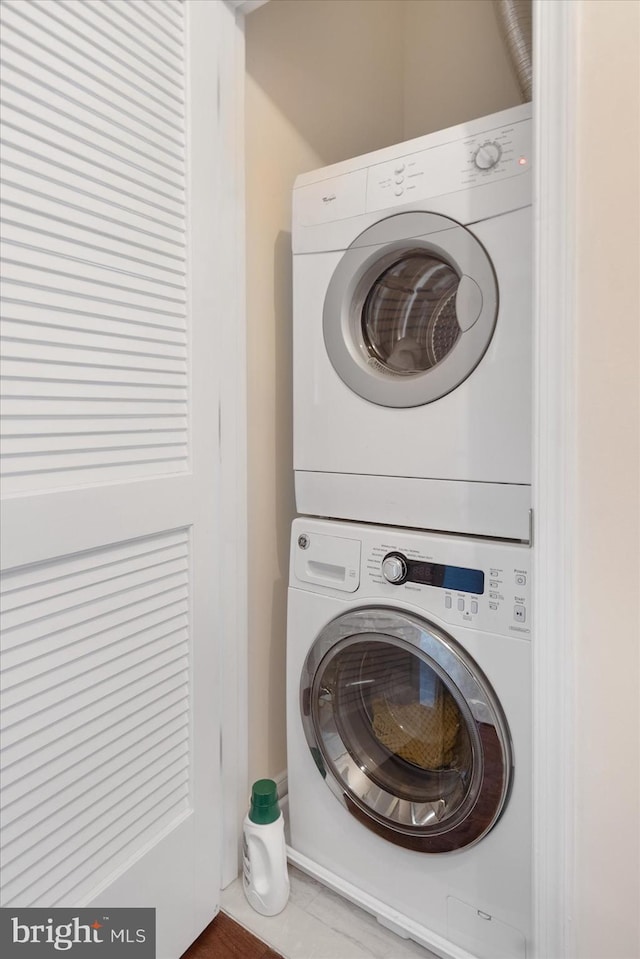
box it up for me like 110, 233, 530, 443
371, 688, 460, 770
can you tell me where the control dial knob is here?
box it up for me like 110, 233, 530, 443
381, 553, 408, 585
473, 140, 502, 170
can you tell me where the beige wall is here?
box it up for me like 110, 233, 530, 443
403, 0, 522, 138
245, 0, 521, 786
245, 0, 404, 784
573, 2, 640, 956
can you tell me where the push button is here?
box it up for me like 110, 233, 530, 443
457, 598, 465, 612
470, 600, 478, 614
514, 604, 526, 623
445, 595, 452, 609
515, 573, 527, 586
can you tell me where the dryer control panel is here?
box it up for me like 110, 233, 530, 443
366, 115, 531, 213
293, 110, 531, 230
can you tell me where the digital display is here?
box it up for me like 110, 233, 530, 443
409, 560, 484, 595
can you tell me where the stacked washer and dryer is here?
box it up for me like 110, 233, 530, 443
287, 105, 533, 959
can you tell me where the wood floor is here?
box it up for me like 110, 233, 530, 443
181, 912, 284, 959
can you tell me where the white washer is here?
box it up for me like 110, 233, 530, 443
287, 517, 531, 959
293, 104, 532, 540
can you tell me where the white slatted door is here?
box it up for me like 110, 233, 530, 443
0, 1, 228, 955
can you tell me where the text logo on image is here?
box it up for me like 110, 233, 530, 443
0, 908, 155, 957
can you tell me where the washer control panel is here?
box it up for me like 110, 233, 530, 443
291, 520, 532, 639
366, 543, 531, 639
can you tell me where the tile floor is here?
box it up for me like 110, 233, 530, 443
222, 865, 439, 959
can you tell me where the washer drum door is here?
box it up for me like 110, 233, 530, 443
323, 212, 498, 408
300, 608, 513, 853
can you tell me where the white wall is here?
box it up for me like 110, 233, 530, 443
572, 2, 640, 956
244, 0, 525, 785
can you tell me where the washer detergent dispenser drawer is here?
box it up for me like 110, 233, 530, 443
294, 530, 361, 593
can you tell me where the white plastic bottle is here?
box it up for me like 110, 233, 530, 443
242, 778, 290, 916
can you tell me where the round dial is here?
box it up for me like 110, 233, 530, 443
381, 553, 407, 585
473, 141, 502, 170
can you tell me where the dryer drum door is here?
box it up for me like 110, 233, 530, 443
300, 608, 512, 853
323, 212, 498, 408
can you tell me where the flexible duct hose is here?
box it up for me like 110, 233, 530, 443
493, 0, 533, 101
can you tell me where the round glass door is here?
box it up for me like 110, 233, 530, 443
323, 212, 498, 408
300, 608, 512, 853
362, 250, 461, 374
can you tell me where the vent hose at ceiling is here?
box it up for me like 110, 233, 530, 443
493, 0, 533, 102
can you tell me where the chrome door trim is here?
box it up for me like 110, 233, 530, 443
322, 212, 498, 408
300, 607, 513, 853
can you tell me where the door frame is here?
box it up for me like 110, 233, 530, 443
216, 1, 249, 889
531, 2, 578, 956
221, 1, 580, 956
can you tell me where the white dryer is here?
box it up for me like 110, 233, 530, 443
287, 517, 531, 959
292, 105, 532, 540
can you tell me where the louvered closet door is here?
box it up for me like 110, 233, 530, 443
0, 1, 228, 955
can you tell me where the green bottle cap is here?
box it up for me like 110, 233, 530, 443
249, 778, 281, 825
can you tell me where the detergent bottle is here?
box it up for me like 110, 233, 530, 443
242, 778, 290, 916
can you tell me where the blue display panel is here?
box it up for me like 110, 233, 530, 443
409, 560, 485, 595
441, 564, 485, 595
